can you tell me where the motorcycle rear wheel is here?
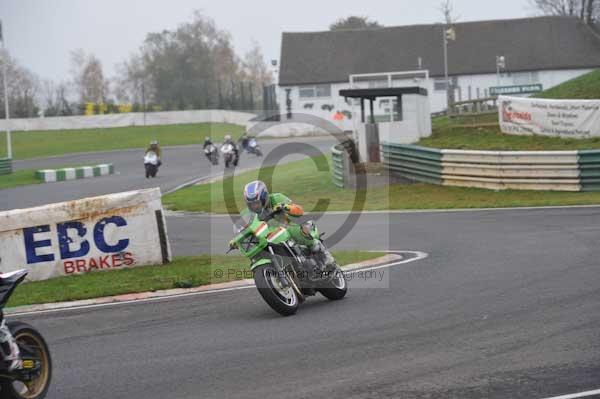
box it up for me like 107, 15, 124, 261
0, 322, 52, 399
318, 265, 348, 300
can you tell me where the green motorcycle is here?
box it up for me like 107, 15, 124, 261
229, 210, 347, 316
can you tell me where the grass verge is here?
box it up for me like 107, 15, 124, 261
423, 115, 600, 151
0, 169, 42, 190
163, 155, 600, 213
8, 251, 384, 308
533, 69, 600, 100
422, 69, 600, 151
0, 122, 244, 160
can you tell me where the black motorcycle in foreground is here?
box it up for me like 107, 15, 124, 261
0, 270, 52, 399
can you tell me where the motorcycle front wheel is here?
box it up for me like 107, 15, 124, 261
0, 322, 52, 399
253, 264, 299, 316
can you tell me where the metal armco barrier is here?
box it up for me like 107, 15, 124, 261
381, 144, 442, 185
331, 145, 346, 188
382, 143, 600, 192
0, 158, 12, 175
578, 150, 600, 191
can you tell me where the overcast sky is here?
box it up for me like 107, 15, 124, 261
3, 0, 536, 82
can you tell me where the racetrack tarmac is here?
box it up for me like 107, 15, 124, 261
0, 137, 335, 211
9, 206, 600, 399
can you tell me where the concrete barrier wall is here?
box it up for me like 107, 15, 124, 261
0, 110, 256, 132
382, 143, 600, 192
0, 189, 171, 281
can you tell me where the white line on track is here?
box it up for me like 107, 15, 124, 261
167, 204, 600, 218
539, 388, 600, 399
8, 250, 427, 318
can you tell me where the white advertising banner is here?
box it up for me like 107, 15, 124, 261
0, 188, 171, 281
498, 95, 600, 138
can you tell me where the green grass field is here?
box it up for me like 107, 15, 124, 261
0, 122, 244, 160
8, 251, 383, 307
163, 155, 600, 213
0, 169, 41, 190
421, 116, 600, 151
534, 69, 600, 100
421, 69, 600, 151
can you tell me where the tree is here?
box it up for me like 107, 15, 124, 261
70, 49, 108, 104
242, 40, 273, 110
40, 80, 73, 117
0, 51, 39, 118
530, 0, 598, 24
116, 10, 264, 111
439, 0, 460, 24
329, 16, 383, 31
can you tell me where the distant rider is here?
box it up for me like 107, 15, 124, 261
222, 134, 239, 165
203, 136, 214, 150
145, 140, 162, 166
238, 132, 250, 151
233, 180, 335, 267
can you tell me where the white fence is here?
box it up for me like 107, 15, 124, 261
0, 188, 171, 281
0, 110, 256, 132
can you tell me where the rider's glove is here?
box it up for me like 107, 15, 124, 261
273, 203, 289, 213
229, 240, 238, 249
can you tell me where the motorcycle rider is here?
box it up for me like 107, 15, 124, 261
203, 136, 214, 150
0, 315, 21, 371
222, 134, 239, 166
238, 132, 250, 152
204, 136, 217, 160
235, 180, 335, 267
145, 140, 162, 167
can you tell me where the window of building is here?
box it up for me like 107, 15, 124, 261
368, 80, 389, 89
434, 79, 448, 91
298, 84, 332, 99
512, 71, 540, 85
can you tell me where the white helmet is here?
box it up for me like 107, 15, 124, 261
224, 134, 232, 141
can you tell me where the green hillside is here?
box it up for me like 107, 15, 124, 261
534, 69, 600, 99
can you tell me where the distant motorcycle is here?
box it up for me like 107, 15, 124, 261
221, 143, 239, 168
245, 137, 263, 157
204, 144, 219, 166
0, 270, 52, 399
144, 151, 160, 178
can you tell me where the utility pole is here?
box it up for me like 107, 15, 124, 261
496, 56, 506, 86
443, 25, 456, 113
0, 20, 12, 159
141, 82, 146, 126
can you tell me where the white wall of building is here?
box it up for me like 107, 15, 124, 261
278, 68, 594, 122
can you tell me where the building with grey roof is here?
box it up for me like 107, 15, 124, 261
275, 16, 600, 129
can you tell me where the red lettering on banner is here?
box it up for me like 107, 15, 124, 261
76, 259, 86, 272
112, 254, 123, 267
64, 261, 75, 274
123, 252, 135, 266
62, 253, 137, 274
99, 256, 110, 269
88, 258, 99, 270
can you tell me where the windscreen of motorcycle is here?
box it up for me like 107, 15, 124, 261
233, 211, 255, 234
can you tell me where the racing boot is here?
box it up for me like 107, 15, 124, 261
0, 319, 22, 371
